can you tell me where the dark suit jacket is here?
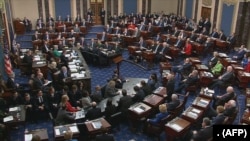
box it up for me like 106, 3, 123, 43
33, 77, 45, 90
175, 39, 184, 48
216, 92, 235, 106
192, 126, 213, 141
219, 34, 227, 41
210, 32, 219, 38
132, 89, 145, 103
55, 108, 75, 125
6, 77, 17, 89
85, 107, 102, 120
223, 106, 236, 116
212, 114, 226, 125
95, 134, 115, 141
209, 57, 218, 67
118, 95, 133, 114
167, 100, 180, 111
166, 79, 175, 102
221, 72, 234, 82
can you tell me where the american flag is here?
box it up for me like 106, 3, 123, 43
4, 43, 13, 75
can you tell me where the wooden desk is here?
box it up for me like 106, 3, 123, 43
128, 45, 139, 57
3, 105, 26, 127
153, 86, 167, 98
199, 88, 214, 100
159, 62, 172, 73
25, 129, 48, 141
85, 118, 111, 137
221, 57, 237, 67
192, 97, 211, 110
189, 57, 201, 66
199, 71, 214, 87
165, 117, 191, 141
181, 106, 204, 123
246, 88, 250, 108
241, 110, 250, 125
54, 123, 80, 141
143, 94, 164, 109
195, 64, 209, 72
190, 41, 204, 55
232, 64, 244, 75
168, 46, 180, 58
237, 71, 250, 89
128, 102, 152, 120
214, 38, 229, 51
32, 60, 48, 79
142, 51, 155, 69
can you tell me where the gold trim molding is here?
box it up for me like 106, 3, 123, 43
222, 0, 237, 6
202, 0, 212, 6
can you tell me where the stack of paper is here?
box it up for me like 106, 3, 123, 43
171, 123, 183, 132
92, 121, 102, 129
134, 107, 144, 113
3, 116, 14, 122
69, 126, 78, 133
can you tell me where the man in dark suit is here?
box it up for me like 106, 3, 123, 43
165, 73, 175, 102
191, 117, 213, 141
42, 41, 50, 54
166, 94, 180, 111
174, 36, 184, 48
210, 66, 234, 89
132, 85, 145, 103
140, 80, 152, 96
203, 18, 211, 32
6, 73, 19, 90
68, 85, 82, 107
117, 89, 133, 117
65, 15, 72, 22
33, 90, 49, 121
212, 105, 226, 125
172, 27, 180, 37
210, 28, 219, 38
155, 42, 169, 62
100, 8, 106, 25
218, 30, 227, 41
58, 66, 71, 84
23, 17, 32, 32
85, 102, 102, 120
23, 93, 35, 122
175, 70, 199, 93
213, 86, 235, 108
223, 99, 237, 117
226, 32, 236, 48
55, 104, 75, 125
47, 87, 60, 118
32, 72, 48, 90
8, 91, 23, 107
232, 45, 246, 61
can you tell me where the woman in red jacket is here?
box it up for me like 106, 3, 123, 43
244, 57, 250, 72
183, 38, 192, 56
60, 95, 79, 112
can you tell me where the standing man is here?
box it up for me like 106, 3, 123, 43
100, 7, 106, 25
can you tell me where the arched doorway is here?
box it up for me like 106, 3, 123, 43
90, 0, 104, 25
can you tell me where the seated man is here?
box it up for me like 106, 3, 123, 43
55, 104, 76, 125
104, 80, 119, 98
212, 105, 226, 125
85, 102, 102, 120
132, 85, 145, 103
175, 70, 199, 93
191, 117, 213, 141
147, 104, 169, 126
6, 72, 19, 90
209, 66, 234, 89
171, 58, 192, 75
232, 45, 246, 61
166, 94, 180, 111
223, 99, 237, 117
213, 86, 235, 108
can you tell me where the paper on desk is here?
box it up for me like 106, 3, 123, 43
25, 134, 33, 141
134, 107, 144, 113
244, 72, 250, 77
68, 65, 77, 69
200, 99, 209, 104
191, 108, 201, 114
3, 116, 13, 122
36, 61, 44, 65
68, 62, 75, 65
55, 129, 60, 135
65, 54, 70, 57
171, 123, 183, 131
9, 107, 19, 112
69, 126, 78, 133
70, 69, 78, 73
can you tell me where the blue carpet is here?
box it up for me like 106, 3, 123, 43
10, 27, 247, 141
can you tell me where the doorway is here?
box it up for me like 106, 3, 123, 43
90, 0, 104, 25
201, 7, 211, 19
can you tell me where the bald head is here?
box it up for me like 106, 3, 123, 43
226, 86, 234, 93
